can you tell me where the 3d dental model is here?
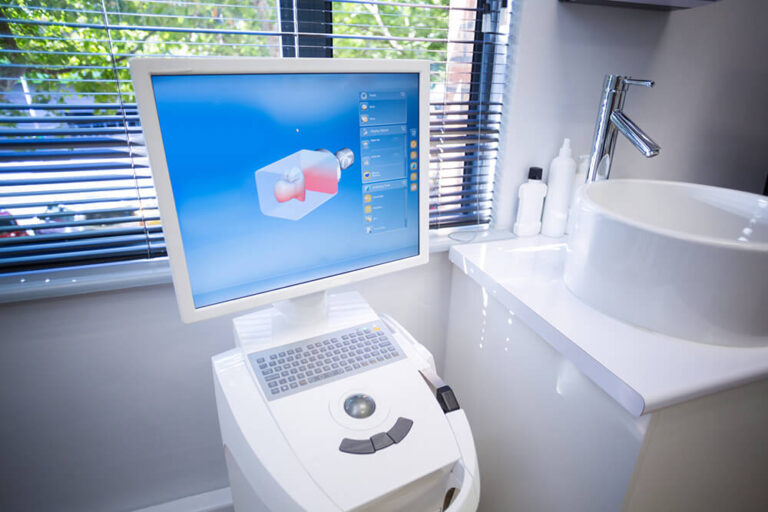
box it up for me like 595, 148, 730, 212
255, 148, 355, 221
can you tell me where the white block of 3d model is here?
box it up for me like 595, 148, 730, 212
255, 150, 340, 221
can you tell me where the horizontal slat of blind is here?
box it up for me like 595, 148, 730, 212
0, 0, 510, 272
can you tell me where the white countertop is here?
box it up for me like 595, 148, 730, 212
449, 236, 768, 416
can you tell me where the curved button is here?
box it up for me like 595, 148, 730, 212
386, 417, 413, 444
339, 437, 375, 455
371, 432, 394, 451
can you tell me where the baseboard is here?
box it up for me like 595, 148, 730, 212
132, 487, 233, 512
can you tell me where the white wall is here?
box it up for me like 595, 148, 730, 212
614, 0, 768, 193
495, 0, 669, 229
0, 252, 452, 512
495, 0, 768, 230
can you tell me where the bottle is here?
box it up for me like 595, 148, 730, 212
565, 155, 589, 235
541, 138, 577, 237
513, 167, 548, 237
572, 154, 589, 204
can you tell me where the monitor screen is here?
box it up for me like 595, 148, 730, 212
149, 71, 423, 311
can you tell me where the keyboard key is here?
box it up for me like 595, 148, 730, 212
287, 349, 295, 355
257, 357, 265, 363
290, 383, 298, 389
271, 389, 279, 395
268, 381, 278, 388
265, 374, 279, 381
281, 385, 289, 392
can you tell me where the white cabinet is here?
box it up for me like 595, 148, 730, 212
444, 259, 768, 511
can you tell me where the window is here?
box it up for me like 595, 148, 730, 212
0, 0, 512, 274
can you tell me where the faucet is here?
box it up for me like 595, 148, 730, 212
586, 74, 660, 182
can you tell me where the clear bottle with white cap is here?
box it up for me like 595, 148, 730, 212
541, 138, 577, 237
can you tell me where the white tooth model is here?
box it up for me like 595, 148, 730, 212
256, 148, 355, 221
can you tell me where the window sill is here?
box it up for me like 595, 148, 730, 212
0, 259, 173, 305
0, 229, 514, 304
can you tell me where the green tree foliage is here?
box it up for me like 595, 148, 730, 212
331, 0, 449, 79
0, 0, 279, 103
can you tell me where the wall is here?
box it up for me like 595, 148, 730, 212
495, 0, 669, 229
0, 252, 452, 512
614, 0, 768, 193
495, 0, 768, 230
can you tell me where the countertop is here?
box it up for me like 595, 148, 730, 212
449, 236, 768, 416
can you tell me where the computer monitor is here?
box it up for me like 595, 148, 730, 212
131, 58, 430, 323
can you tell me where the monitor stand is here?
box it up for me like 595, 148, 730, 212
273, 291, 329, 328
233, 290, 380, 355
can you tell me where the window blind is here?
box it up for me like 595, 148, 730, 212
0, 0, 512, 273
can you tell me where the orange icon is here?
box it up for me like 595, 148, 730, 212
410, 183, 418, 192
410, 140, 417, 149
410, 151, 417, 160
410, 172, 418, 181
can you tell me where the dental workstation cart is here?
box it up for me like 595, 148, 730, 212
213, 292, 480, 512
130, 56, 479, 511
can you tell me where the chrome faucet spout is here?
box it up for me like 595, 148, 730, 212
610, 111, 660, 158
586, 74, 660, 182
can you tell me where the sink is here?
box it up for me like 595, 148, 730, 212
564, 179, 768, 347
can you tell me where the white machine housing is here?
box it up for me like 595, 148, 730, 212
212, 292, 480, 511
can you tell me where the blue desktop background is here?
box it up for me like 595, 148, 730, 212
152, 73, 420, 308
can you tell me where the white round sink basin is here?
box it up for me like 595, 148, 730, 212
564, 179, 768, 347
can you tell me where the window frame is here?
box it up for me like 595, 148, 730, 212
0, 0, 514, 302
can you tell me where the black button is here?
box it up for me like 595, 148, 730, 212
339, 438, 375, 455
387, 417, 413, 444
371, 432, 394, 451
436, 385, 461, 413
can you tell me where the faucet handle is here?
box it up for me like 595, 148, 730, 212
622, 78, 654, 88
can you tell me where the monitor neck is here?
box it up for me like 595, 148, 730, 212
273, 291, 329, 326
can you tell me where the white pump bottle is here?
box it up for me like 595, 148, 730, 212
541, 138, 577, 237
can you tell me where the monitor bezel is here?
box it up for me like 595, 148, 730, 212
130, 57, 430, 323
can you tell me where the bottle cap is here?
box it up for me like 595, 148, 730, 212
559, 138, 573, 158
528, 167, 543, 180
